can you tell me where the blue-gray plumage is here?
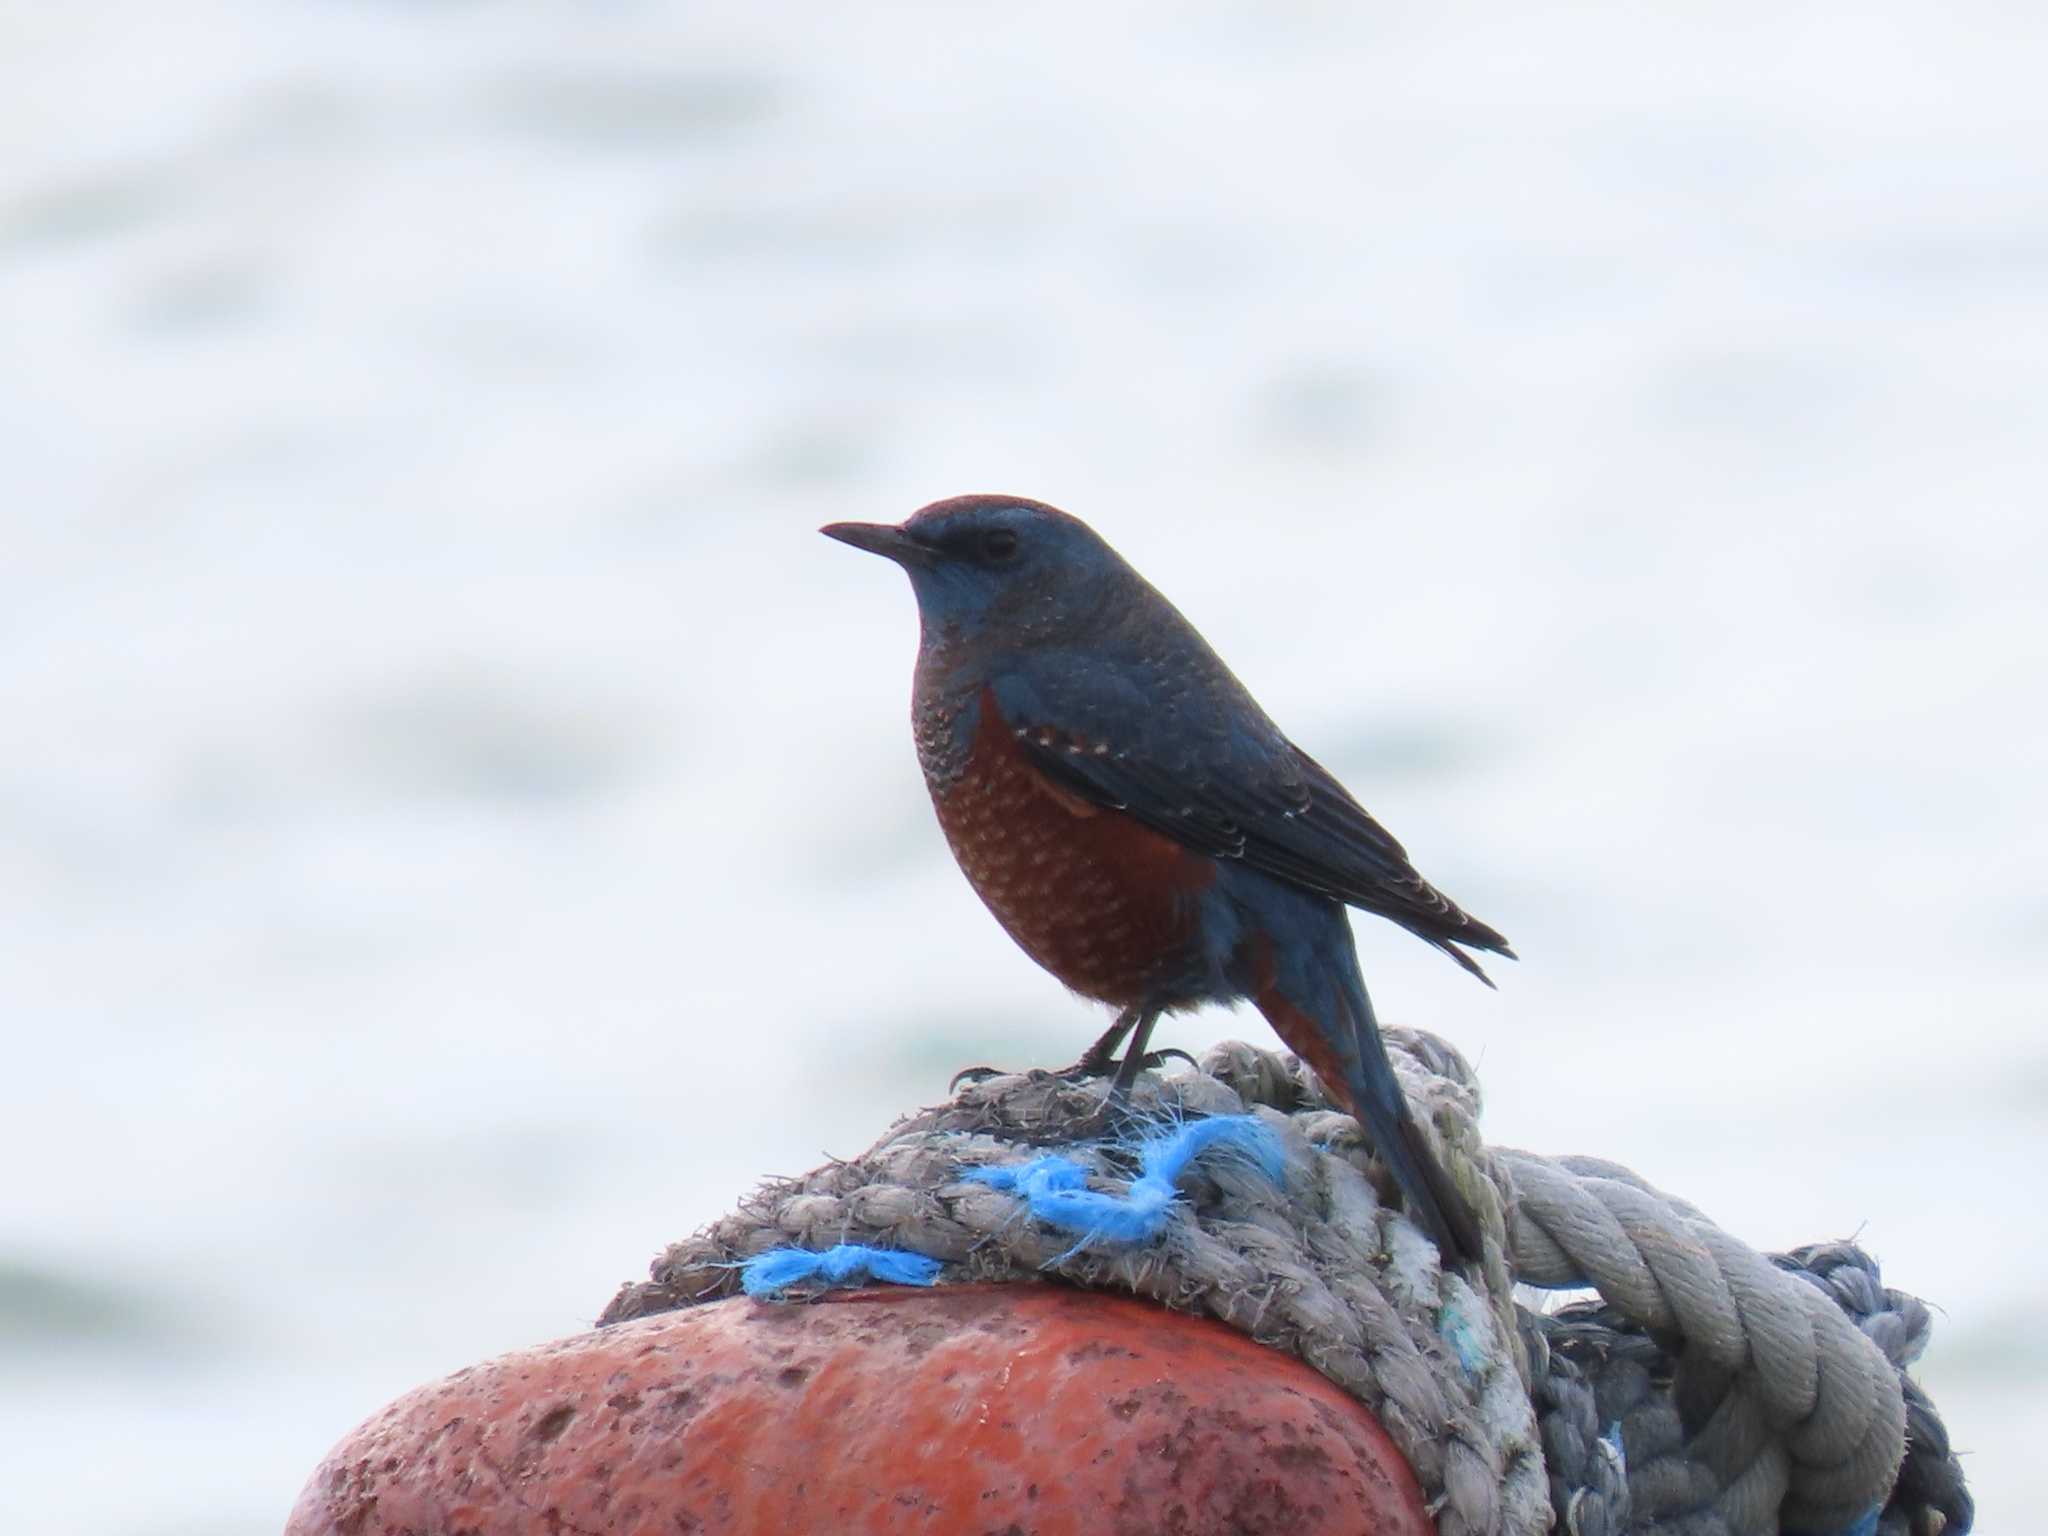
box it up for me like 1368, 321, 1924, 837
823, 495, 1511, 1262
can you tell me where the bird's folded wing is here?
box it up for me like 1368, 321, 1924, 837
990, 663, 1511, 978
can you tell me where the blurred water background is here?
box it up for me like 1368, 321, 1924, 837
3, 2, 2044, 1530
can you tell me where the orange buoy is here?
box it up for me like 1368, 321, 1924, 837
287, 1283, 1433, 1535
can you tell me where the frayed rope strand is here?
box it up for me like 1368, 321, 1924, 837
740, 1243, 944, 1298
965, 1113, 1284, 1252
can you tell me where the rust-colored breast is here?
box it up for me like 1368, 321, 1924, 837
926, 689, 1214, 1008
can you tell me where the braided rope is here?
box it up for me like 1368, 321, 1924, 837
1500, 1149, 1908, 1532
600, 1034, 1967, 1536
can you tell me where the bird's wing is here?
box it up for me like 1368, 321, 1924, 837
990, 657, 1512, 980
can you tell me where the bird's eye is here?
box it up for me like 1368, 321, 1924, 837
979, 528, 1021, 563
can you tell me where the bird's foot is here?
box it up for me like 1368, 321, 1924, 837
948, 1063, 1009, 1091
948, 1060, 1080, 1092
1092, 1046, 1198, 1080
947, 1059, 1085, 1093
1065, 1045, 1198, 1141
1045, 1005, 1193, 1084
948, 1045, 1195, 1095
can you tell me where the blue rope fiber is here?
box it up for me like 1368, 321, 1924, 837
1600, 1423, 1626, 1469
1437, 1290, 1489, 1377
740, 1242, 944, 1298
965, 1113, 1285, 1254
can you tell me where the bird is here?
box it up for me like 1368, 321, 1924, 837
822, 495, 1511, 1262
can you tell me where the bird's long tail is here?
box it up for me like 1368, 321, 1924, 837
1253, 957, 1482, 1264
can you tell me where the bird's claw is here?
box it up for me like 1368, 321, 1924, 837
949, 1064, 1009, 1092
1115, 1046, 1199, 1077
950, 1046, 1195, 1097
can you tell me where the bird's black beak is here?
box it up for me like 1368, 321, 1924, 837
819, 521, 933, 568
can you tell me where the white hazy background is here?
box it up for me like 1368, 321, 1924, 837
4, 3, 2044, 1531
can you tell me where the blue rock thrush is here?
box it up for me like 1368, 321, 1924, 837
823, 495, 1511, 1261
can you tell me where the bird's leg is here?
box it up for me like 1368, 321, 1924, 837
1066, 1007, 1142, 1079
1067, 1007, 1196, 1083
952, 1007, 1137, 1091
948, 1007, 1195, 1096
1053, 1007, 1177, 1141
1107, 1008, 1160, 1102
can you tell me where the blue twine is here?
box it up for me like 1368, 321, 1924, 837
965, 1113, 1285, 1254
1600, 1420, 1627, 1482
740, 1243, 944, 1298
1601, 1422, 1626, 1464
1437, 1291, 1488, 1377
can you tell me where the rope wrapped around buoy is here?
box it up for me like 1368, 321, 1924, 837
602, 1032, 1972, 1536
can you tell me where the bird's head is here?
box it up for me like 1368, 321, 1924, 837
822, 495, 1132, 649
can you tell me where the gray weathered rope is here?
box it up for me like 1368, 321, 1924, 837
601, 1033, 1968, 1536
1777, 1244, 1973, 1536
1499, 1150, 1908, 1533
1525, 1240, 1973, 1536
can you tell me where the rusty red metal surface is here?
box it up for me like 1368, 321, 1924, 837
286, 1283, 1433, 1535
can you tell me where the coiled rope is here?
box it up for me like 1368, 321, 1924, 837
601, 1032, 1970, 1536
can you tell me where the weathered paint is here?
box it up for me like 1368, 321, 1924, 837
287, 1283, 1433, 1536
